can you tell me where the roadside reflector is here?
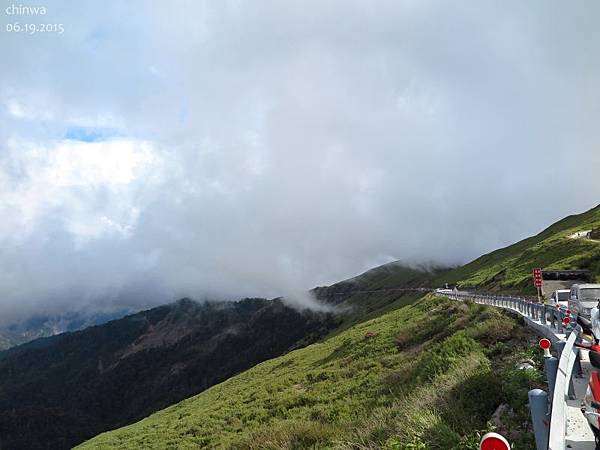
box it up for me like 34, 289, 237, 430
480, 432, 510, 450
563, 317, 571, 325
566, 309, 572, 315
556, 304, 561, 309
539, 338, 552, 357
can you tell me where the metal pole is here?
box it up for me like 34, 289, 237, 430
541, 305, 547, 326
529, 389, 549, 450
545, 357, 558, 402
574, 336, 583, 377
557, 313, 564, 333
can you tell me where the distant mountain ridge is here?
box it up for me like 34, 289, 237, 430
0, 309, 132, 351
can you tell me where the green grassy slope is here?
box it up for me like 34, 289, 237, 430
435, 204, 600, 293
313, 263, 448, 332
78, 295, 540, 450
77, 205, 599, 449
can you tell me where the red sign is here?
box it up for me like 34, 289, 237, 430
480, 432, 510, 450
533, 268, 542, 288
539, 338, 551, 350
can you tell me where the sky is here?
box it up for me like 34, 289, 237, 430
1, 0, 599, 321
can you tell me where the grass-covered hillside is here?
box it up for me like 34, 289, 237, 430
313, 263, 447, 331
78, 295, 541, 450
315, 204, 600, 300
437, 204, 600, 293
0, 298, 337, 450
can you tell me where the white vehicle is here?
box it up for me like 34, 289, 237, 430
435, 288, 454, 295
569, 284, 600, 318
549, 289, 570, 307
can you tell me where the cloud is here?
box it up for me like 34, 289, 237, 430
0, 0, 599, 321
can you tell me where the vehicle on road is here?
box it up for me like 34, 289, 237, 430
435, 288, 454, 295
549, 289, 571, 307
569, 284, 600, 318
580, 341, 600, 449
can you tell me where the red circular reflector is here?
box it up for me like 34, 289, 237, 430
566, 309, 572, 315
539, 338, 551, 350
556, 304, 561, 309
563, 317, 571, 325
480, 432, 510, 450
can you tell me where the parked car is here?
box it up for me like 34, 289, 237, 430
549, 289, 570, 307
569, 284, 600, 318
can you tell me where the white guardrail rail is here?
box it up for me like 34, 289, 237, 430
439, 289, 584, 450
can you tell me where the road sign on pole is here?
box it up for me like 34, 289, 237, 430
533, 268, 543, 288
533, 268, 543, 303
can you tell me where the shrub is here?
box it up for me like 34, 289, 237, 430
416, 333, 480, 382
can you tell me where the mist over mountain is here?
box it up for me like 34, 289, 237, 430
1, 1, 600, 320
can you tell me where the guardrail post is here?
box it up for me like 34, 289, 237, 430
540, 305, 547, 325
574, 335, 583, 377
545, 356, 558, 402
529, 389, 549, 450
557, 312, 564, 333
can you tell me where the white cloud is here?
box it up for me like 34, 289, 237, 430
0, 138, 160, 243
0, 0, 599, 320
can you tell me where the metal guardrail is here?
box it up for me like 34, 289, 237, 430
548, 326, 581, 450
440, 290, 582, 450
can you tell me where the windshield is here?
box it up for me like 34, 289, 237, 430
581, 288, 600, 301
557, 291, 570, 301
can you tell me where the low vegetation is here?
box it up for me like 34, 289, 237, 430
78, 295, 541, 449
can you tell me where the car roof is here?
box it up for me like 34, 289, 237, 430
572, 284, 600, 289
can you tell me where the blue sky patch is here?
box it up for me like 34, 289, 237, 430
64, 127, 120, 142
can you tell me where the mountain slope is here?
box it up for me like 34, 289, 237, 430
77, 295, 539, 449
5, 205, 598, 449
76, 205, 600, 449
313, 262, 447, 330
0, 298, 338, 450
436, 204, 600, 293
